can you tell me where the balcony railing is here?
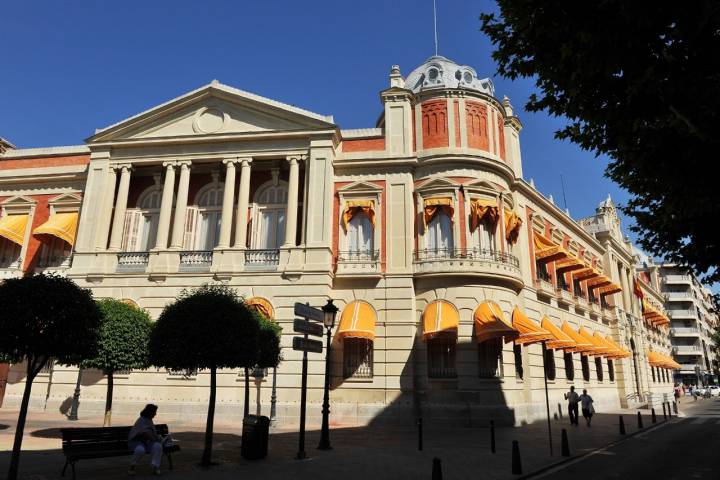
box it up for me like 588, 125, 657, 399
677, 363, 703, 371
666, 291, 693, 300
673, 345, 703, 354
36, 255, 72, 269
670, 327, 700, 336
336, 250, 381, 276
245, 249, 280, 268
415, 248, 519, 267
338, 250, 380, 264
668, 309, 697, 318
663, 274, 692, 283
179, 251, 213, 271
116, 252, 150, 272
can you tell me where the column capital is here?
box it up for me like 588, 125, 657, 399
177, 160, 192, 169
239, 157, 253, 167
285, 154, 307, 165
222, 158, 239, 166
112, 163, 133, 172
162, 161, 177, 169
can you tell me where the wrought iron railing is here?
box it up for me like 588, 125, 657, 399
0, 256, 21, 269
36, 255, 73, 269
179, 250, 213, 270
245, 249, 280, 266
116, 252, 150, 271
414, 248, 519, 268
338, 250, 380, 264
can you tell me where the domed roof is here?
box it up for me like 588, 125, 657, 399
404, 56, 494, 96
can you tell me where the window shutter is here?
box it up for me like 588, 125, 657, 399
183, 206, 199, 250
121, 210, 142, 251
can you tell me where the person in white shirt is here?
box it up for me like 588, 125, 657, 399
579, 389, 595, 427
564, 386, 580, 426
127, 404, 162, 476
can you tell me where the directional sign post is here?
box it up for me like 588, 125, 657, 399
293, 303, 324, 460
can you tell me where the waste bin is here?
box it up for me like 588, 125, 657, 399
241, 415, 270, 460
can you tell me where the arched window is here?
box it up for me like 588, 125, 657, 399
581, 355, 590, 381
545, 347, 556, 380
122, 185, 162, 251
193, 182, 223, 250
595, 357, 604, 382
427, 210, 453, 254
608, 359, 615, 382
252, 181, 288, 250
564, 352, 574, 381
478, 338, 503, 378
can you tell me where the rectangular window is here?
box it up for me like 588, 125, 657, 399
513, 344, 524, 380
595, 357, 604, 382
573, 279, 584, 298
557, 273, 570, 291
37, 236, 72, 267
347, 213, 373, 254
427, 337, 457, 378
564, 352, 574, 381
427, 211, 454, 255
0, 238, 21, 268
608, 359, 615, 382
343, 338, 373, 379
544, 347, 556, 380
581, 355, 590, 381
478, 338, 503, 378
535, 260, 550, 281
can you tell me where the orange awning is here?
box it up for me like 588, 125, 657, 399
474, 301, 518, 343
0, 214, 29, 246
561, 323, 595, 354
423, 300, 459, 340
597, 283, 623, 296
33, 212, 79, 246
424, 197, 454, 226
511, 307, 554, 345
247, 297, 275, 319
342, 200, 376, 230
647, 351, 678, 369
593, 332, 626, 358
533, 233, 569, 263
504, 209, 522, 244
573, 265, 601, 281
541, 317, 577, 350
586, 275, 613, 290
469, 198, 499, 233
337, 300, 376, 340
604, 336, 631, 358
578, 327, 614, 356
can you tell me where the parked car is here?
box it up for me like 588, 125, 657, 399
708, 386, 720, 397
696, 387, 707, 396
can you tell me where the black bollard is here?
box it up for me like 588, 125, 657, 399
490, 420, 496, 454
561, 428, 570, 457
619, 416, 626, 435
432, 457, 443, 480
673, 401, 678, 414
651, 408, 657, 424
511, 440, 522, 475
558, 402, 563, 419
666, 402, 672, 418
637, 411, 644, 429
662, 404, 667, 421
417, 418, 423, 451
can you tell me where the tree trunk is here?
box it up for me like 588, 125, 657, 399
103, 371, 114, 427
200, 366, 217, 467
244, 367, 250, 418
7, 361, 39, 480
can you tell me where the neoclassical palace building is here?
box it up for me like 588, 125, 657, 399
0, 56, 681, 425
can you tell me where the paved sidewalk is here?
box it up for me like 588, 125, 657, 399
0, 400, 700, 480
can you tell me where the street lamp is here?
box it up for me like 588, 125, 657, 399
318, 299, 338, 450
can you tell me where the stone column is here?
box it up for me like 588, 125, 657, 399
170, 161, 192, 249
217, 159, 238, 249
283, 156, 300, 247
96, 166, 118, 250
108, 164, 131, 251
233, 158, 252, 249
154, 162, 176, 249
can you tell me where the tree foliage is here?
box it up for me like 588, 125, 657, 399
0, 274, 101, 480
256, 314, 282, 369
480, 1, 720, 283
149, 284, 261, 466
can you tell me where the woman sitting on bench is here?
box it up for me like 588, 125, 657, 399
128, 404, 163, 476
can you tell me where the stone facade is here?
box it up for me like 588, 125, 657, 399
0, 56, 681, 424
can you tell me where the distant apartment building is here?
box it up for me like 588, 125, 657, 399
659, 265, 719, 385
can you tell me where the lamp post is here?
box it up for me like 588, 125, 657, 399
270, 366, 278, 424
68, 367, 83, 421
318, 299, 338, 450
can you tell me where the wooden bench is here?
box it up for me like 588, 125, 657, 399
60, 424, 180, 479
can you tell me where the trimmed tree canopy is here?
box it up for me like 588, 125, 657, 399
83, 299, 153, 373
480, 1, 720, 283
256, 315, 282, 369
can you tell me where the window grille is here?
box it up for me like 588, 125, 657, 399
343, 338, 373, 379
427, 336, 457, 378
478, 338, 503, 378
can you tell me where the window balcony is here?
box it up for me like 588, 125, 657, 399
663, 274, 692, 284
179, 250, 213, 272
557, 286, 574, 306
668, 308, 697, 319
673, 345, 703, 355
244, 249, 280, 270
336, 250, 381, 278
589, 302, 601, 315
574, 294, 588, 312
116, 252, 150, 272
533, 277, 554, 297
678, 363, 703, 372
665, 291, 693, 301
670, 327, 700, 337
414, 248, 522, 287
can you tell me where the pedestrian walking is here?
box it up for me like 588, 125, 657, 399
674, 384, 681, 404
564, 386, 580, 426
579, 389, 595, 427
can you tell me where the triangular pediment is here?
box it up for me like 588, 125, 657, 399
416, 177, 461, 192
337, 181, 383, 194
88, 81, 336, 143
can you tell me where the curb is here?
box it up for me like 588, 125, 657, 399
518, 417, 676, 479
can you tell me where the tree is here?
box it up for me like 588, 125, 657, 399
0, 274, 101, 480
242, 312, 282, 417
480, 2, 720, 283
149, 284, 260, 467
82, 299, 153, 426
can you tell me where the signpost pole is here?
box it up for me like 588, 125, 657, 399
296, 334, 309, 460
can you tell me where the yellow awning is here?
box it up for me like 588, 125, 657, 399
469, 198, 499, 233
533, 233, 569, 263
573, 265, 601, 281
337, 300, 376, 340
586, 275, 613, 290
474, 301, 518, 343
423, 197, 454, 226
647, 350, 677, 369
33, 212, 79, 246
579, 327, 614, 356
555, 255, 585, 274
504, 209, 522, 244
0, 214, 29, 246
597, 283, 623, 296
342, 200, 376, 230
561, 322, 595, 354
423, 300, 459, 340
593, 332, 626, 358
247, 297, 274, 319
541, 316, 577, 350
511, 306, 554, 345
604, 336, 631, 358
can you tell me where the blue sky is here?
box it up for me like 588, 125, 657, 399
1, 1, 632, 241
